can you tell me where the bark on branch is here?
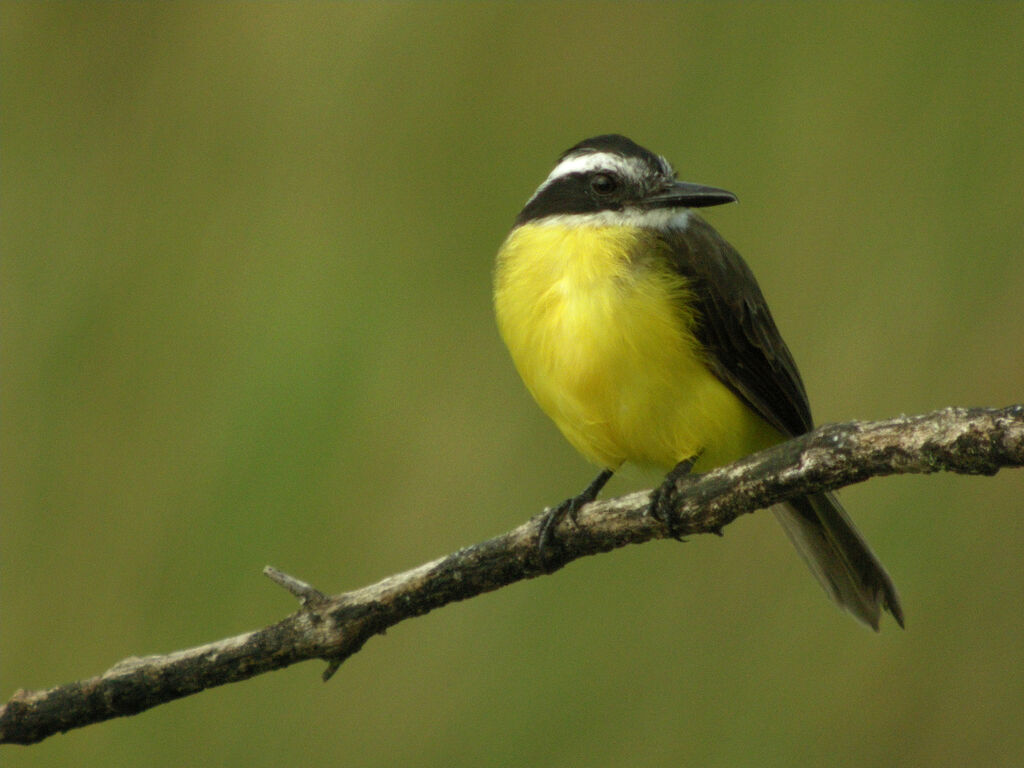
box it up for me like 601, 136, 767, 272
3, 405, 1022, 746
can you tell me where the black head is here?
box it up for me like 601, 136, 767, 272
515, 134, 736, 226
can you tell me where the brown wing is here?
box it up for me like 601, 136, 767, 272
661, 214, 904, 628
660, 213, 813, 438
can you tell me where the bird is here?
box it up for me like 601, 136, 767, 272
493, 134, 903, 629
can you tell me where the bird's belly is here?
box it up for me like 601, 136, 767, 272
518, 291, 763, 471
495, 224, 781, 471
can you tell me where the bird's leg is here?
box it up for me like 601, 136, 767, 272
648, 456, 700, 539
537, 468, 614, 570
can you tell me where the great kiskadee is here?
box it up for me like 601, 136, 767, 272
494, 134, 903, 629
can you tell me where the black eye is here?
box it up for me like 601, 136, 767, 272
590, 173, 617, 196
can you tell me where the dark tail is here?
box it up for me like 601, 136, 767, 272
773, 493, 904, 630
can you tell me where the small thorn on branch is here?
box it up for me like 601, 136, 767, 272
263, 566, 327, 606
322, 659, 342, 682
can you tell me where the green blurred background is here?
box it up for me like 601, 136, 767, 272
3, 3, 1023, 766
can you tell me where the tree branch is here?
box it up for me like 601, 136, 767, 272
3, 405, 1022, 746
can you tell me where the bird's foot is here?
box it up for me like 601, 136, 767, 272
537, 469, 613, 571
647, 457, 699, 540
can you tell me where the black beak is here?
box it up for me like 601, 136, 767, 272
641, 180, 737, 209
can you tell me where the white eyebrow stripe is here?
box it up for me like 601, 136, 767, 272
545, 151, 632, 181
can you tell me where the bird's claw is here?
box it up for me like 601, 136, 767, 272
646, 456, 699, 541
536, 469, 613, 571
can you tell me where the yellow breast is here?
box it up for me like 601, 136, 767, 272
494, 222, 780, 471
